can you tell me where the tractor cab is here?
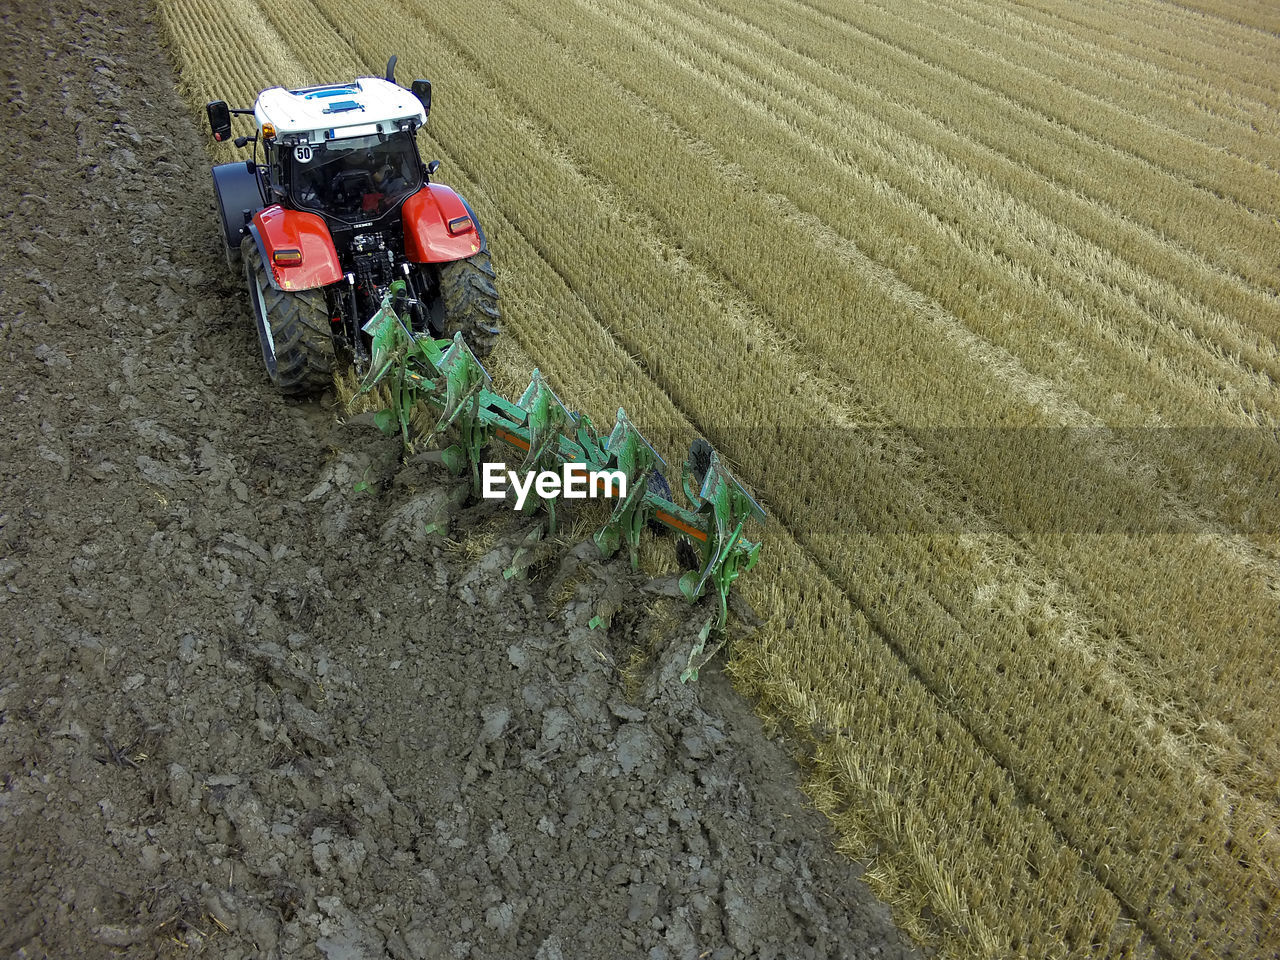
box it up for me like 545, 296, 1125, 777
253, 78, 430, 226
288, 131, 423, 222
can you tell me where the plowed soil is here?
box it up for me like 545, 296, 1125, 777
0, 2, 922, 958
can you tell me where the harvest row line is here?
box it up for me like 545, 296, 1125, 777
156, 0, 1280, 952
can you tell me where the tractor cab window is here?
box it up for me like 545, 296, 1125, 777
289, 133, 421, 222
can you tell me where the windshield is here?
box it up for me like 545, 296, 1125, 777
290, 133, 422, 222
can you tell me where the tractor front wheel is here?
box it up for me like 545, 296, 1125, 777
243, 240, 336, 395
436, 250, 501, 359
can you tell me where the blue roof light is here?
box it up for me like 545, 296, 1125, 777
303, 86, 358, 100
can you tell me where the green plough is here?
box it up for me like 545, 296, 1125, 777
357, 281, 765, 681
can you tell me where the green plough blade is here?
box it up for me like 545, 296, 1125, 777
516, 371, 574, 530
593, 409, 660, 571
350, 284, 766, 682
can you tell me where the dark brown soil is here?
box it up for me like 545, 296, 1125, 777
0, 1, 923, 958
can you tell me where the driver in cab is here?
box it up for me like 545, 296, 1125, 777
329, 151, 407, 216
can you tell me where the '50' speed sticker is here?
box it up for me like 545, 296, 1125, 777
294, 145, 313, 163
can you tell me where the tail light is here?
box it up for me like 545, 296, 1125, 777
273, 249, 303, 266
446, 215, 473, 236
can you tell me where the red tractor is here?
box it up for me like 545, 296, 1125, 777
205, 57, 500, 394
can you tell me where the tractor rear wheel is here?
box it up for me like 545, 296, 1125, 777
436, 250, 500, 359
243, 240, 336, 395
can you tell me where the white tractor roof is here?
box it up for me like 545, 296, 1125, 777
254, 77, 426, 142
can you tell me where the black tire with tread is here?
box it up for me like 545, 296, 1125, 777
242, 240, 336, 395
437, 249, 501, 358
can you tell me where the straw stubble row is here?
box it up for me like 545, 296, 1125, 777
155, 0, 1280, 955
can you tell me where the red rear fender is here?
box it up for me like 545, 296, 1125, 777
251, 206, 343, 292
402, 184, 484, 264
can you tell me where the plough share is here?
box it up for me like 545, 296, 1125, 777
358, 281, 765, 681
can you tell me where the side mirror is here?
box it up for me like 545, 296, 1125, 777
206, 101, 232, 142
411, 80, 432, 115
426, 160, 441, 178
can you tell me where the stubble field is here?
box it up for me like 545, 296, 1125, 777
155, 0, 1280, 957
